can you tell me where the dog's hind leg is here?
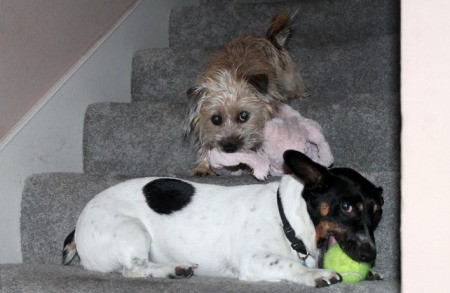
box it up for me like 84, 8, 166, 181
239, 252, 341, 287
123, 258, 198, 279
111, 218, 197, 279
277, 64, 306, 99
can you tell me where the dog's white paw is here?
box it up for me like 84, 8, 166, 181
315, 269, 341, 288
366, 270, 384, 281
298, 269, 341, 288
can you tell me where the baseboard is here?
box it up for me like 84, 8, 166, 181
0, 0, 198, 264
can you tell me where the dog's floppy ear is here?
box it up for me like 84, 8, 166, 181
246, 74, 269, 95
184, 86, 206, 136
283, 150, 329, 190
186, 86, 205, 103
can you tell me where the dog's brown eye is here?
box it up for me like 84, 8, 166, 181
238, 111, 250, 123
341, 201, 352, 213
211, 115, 222, 126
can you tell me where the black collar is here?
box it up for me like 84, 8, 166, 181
277, 188, 309, 258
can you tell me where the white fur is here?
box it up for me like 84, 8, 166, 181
74, 175, 339, 286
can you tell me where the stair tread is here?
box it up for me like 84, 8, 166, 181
200, 0, 289, 4
83, 92, 399, 177
132, 35, 399, 102
2, 263, 400, 292
169, 0, 399, 49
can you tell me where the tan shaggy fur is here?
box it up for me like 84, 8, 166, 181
185, 11, 305, 176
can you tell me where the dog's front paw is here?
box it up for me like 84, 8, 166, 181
300, 269, 341, 288
315, 273, 342, 288
191, 165, 216, 177
252, 165, 270, 181
366, 270, 384, 281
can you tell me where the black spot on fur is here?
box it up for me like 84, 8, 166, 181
143, 179, 195, 214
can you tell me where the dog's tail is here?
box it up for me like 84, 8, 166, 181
62, 229, 77, 265
266, 10, 298, 50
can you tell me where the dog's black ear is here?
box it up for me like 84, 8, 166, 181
283, 150, 329, 190
376, 187, 384, 206
246, 74, 269, 95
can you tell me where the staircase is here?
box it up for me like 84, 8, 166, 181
8, 0, 400, 292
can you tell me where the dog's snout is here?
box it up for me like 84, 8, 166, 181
220, 138, 241, 153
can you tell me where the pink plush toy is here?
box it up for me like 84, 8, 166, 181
209, 104, 333, 180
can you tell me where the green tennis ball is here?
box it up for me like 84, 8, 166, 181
323, 243, 371, 283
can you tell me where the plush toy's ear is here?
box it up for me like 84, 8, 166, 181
283, 150, 330, 190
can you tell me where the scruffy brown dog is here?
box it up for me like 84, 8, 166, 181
184, 11, 305, 176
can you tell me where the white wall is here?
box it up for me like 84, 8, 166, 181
0, 0, 136, 139
402, 0, 450, 291
0, 0, 197, 264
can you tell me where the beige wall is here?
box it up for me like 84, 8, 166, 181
0, 0, 136, 140
402, 1, 450, 291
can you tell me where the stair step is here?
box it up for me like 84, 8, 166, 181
83, 100, 197, 177
21, 171, 399, 282
132, 35, 398, 102
21, 172, 128, 266
200, 0, 288, 4
288, 92, 400, 173
2, 263, 400, 292
131, 47, 215, 102
169, 0, 399, 49
83, 92, 398, 177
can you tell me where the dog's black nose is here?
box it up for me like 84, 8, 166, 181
359, 244, 377, 263
222, 143, 238, 153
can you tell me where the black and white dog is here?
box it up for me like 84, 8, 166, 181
63, 150, 384, 288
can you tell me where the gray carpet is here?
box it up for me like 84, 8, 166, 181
1, 264, 399, 293
83, 92, 399, 177
132, 36, 398, 101
169, 0, 398, 49
4, 0, 400, 292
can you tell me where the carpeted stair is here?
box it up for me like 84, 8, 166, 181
1, 0, 400, 292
